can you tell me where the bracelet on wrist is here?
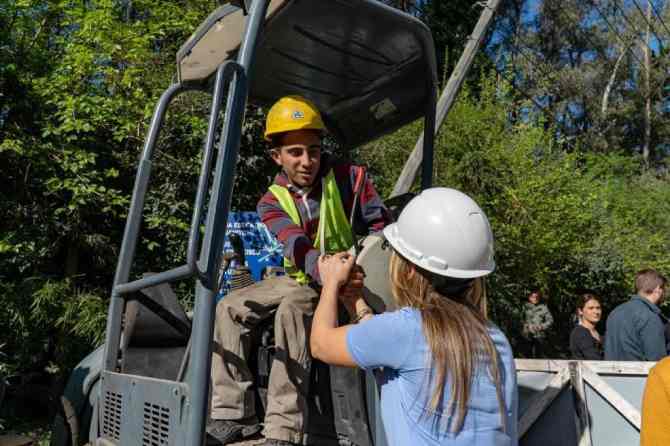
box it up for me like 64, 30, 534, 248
351, 307, 374, 324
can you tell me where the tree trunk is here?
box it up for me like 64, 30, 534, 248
642, 0, 652, 165
602, 42, 630, 116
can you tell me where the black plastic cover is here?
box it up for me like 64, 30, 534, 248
178, 0, 437, 148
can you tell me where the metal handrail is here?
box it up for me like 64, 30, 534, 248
103, 82, 189, 372
110, 61, 247, 298
187, 61, 246, 286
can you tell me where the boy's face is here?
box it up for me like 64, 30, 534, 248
528, 292, 540, 305
270, 129, 322, 188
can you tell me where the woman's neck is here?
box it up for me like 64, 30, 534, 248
580, 319, 596, 331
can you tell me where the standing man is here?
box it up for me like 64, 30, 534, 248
207, 95, 390, 446
605, 268, 667, 361
521, 289, 554, 358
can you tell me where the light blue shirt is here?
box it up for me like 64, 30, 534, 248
346, 307, 518, 446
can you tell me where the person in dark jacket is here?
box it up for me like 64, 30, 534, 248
604, 269, 667, 361
570, 293, 603, 360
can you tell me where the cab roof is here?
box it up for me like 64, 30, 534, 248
177, 0, 437, 148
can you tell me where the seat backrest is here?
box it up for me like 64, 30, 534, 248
123, 278, 191, 348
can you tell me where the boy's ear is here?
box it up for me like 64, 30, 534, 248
270, 148, 282, 166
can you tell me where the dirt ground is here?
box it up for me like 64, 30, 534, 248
0, 435, 34, 446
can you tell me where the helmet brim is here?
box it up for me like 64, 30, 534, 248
383, 224, 495, 279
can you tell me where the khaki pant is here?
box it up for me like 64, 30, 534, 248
211, 275, 319, 443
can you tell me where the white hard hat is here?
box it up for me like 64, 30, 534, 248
383, 188, 495, 279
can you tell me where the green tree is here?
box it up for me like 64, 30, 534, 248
492, 0, 670, 162
361, 72, 670, 355
0, 0, 268, 413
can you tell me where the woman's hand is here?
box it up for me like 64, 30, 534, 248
338, 264, 365, 314
318, 252, 355, 289
312, 251, 359, 367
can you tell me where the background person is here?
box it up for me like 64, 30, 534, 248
207, 96, 389, 446
569, 293, 603, 360
520, 289, 554, 358
641, 357, 670, 445
604, 268, 667, 361
311, 188, 518, 446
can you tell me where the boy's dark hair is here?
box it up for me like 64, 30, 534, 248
268, 133, 284, 151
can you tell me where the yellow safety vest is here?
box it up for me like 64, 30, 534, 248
268, 170, 354, 284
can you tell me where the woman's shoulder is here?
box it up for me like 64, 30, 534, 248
486, 323, 514, 357
486, 321, 509, 338
381, 306, 420, 320
362, 307, 421, 332
379, 307, 422, 330
570, 324, 589, 338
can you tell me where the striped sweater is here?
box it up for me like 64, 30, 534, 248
257, 157, 390, 284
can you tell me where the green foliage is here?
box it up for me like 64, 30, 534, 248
0, 0, 274, 403
0, 1, 491, 401
361, 73, 670, 355
492, 0, 670, 162
2, 0, 670, 434
0, 278, 106, 378
1, 0, 222, 405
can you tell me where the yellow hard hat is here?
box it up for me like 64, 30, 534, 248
264, 95, 325, 142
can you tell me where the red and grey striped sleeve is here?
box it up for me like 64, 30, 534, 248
257, 191, 322, 283
358, 170, 391, 233
335, 164, 391, 234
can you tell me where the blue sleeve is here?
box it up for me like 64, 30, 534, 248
346, 309, 417, 370
507, 356, 519, 446
640, 314, 667, 361
491, 326, 518, 445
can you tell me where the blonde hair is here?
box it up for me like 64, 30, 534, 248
388, 251, 505, 433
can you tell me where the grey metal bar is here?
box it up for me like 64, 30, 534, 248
176, 339, 192, 382
140, 84, 186, 161
236, 0, 268, 75
113, 264, 193, 296
420, 84, 437, 190
185, 1, 269, 444
102, 83, 185, 372
391, 0, 503, 196
187, 61, 245, 280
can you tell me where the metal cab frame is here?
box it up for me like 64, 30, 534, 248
97, 1, 438, 445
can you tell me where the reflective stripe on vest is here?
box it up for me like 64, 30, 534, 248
268, 170, 354, 284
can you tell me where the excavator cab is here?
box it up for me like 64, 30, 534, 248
52, 1, 437, 445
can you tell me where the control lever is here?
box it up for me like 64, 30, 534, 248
229, 232, 246, 266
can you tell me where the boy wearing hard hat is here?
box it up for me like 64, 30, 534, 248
207, 96, 390, 446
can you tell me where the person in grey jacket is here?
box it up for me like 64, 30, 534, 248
605, 268, 667, 361
521, 290, 554, 358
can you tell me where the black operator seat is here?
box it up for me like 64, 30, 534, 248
176, 0, 437, 150
121, 277, 191, 381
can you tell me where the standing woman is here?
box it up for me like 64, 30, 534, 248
569, 293, 603, 360
311, 188, 518, 446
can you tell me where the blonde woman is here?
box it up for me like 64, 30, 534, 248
311, 188, 518, 446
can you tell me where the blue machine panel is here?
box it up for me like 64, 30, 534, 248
217, 211, 284, 299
